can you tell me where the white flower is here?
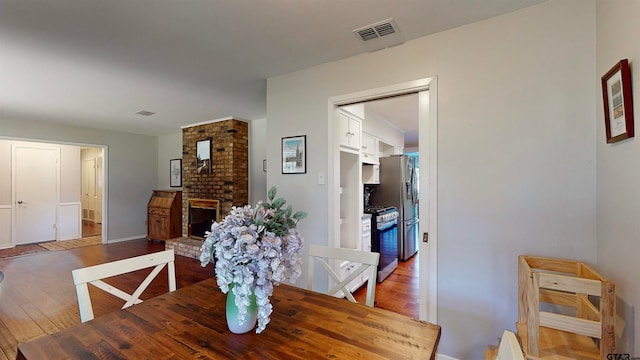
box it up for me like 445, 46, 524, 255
200, 187, 307, 334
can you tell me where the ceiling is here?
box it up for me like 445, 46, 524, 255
0, 0, 546, 137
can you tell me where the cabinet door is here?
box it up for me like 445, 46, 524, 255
339, 112, 361, 150
361, 134, 378, 164
339, 260, 363, 293
349, 117, 361, 149
339, 112, 351, 148
148, 214, 169, 239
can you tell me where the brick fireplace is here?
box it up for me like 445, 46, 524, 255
166, 118, 248, 259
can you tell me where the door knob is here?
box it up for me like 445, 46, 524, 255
17, 200, 23, 204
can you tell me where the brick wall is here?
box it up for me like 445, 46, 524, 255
181, 119, 248, 237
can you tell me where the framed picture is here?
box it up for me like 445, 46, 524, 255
169, 159, 182, 187
196, 139, 212, 174
282, 135, 306, 174
602, 59, 634, 143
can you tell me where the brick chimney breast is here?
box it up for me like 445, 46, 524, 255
181, 118, 248, 237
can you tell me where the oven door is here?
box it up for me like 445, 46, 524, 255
375, 219, 398, 282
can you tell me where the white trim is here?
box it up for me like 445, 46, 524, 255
0, 206, 12, 249
327, 77, 438, 325
181, 116, 249, 129
422, 79, 439, 323
437, 353, 459, 360
59, 202, 82, 240
331, 78, 431, 106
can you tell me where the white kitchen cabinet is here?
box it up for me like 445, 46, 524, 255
339, 111, 362, 150
361, 133, 378, 164
338, 260, 363, 294
360, 216, 372, 284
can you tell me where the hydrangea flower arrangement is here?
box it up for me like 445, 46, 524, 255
200, 187, 307, 333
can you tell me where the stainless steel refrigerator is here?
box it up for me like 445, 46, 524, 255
369, 154, 419, 261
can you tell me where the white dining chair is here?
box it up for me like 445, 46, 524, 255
71, 249, 176, 322
496, 330, 525, 360
307, 244, 380, 307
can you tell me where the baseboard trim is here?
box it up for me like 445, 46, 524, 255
437, 354, 459, 360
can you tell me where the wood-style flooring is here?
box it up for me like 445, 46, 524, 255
354, 254, 419, 318
82, 220, 101, 237
0, 239, 418, 359
0, 239, 213, 360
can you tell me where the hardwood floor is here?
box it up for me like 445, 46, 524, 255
82, 220, 101, 237
0, 239, 212, 360
0, 239, 418, 359
353, 253, 419, 319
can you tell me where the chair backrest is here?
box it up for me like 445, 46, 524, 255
71, 249, 176, 322
496, 330, 525, 360
307, 244, 380, 307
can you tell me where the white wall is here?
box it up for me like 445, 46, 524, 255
157, 132, 183, 190
249, 118, 268, 204
0, 118, 158, 242
596, 0, 640, 354
267, 1, 596, 358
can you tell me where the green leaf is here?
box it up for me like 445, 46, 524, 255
267, 186, 277, 201
285, 205, 292, 217
286, 218, 296, 228
292, 211, 307, 220
272, 198, 285, 209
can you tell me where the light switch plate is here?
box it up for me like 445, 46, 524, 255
317, 172, 325, 185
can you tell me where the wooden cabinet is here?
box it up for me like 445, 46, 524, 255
147, 190, 182, 241
339, 111, 362, 150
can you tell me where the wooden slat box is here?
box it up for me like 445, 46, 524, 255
517, 255, 615, 360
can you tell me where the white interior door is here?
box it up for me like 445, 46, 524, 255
82, 158, 96, 221
95, 156, 103, 223
14, 145, 59, 244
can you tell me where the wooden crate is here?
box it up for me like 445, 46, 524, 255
517, 256, 615, 360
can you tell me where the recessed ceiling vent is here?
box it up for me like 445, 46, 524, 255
353, 19, 398, 42
135, 110, 155, 116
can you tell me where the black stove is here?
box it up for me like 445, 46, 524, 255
364, 206, 395, 214
364, 206, 398, 282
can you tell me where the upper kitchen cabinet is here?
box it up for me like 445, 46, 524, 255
361, 133, 379, 164
339, 110, 362, 151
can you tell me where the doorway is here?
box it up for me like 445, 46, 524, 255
329, 78, 438, 323
6, 139, 107, 247
81, 148, 103, 238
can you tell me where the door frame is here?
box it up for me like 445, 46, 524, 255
2, 137, 108, 245
327, 77, 438, 323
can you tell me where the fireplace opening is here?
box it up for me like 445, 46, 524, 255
188, 199, 220, 239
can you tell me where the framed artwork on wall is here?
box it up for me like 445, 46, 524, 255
281, 135, 306, 174
602, 59, 634, 143
196, 139, 212, 174
170, 158, 182, 187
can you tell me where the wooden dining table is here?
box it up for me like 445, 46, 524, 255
17, 277, 441, 359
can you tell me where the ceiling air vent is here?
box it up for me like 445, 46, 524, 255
135, 110, 155, 116
353, 19, 398, 42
